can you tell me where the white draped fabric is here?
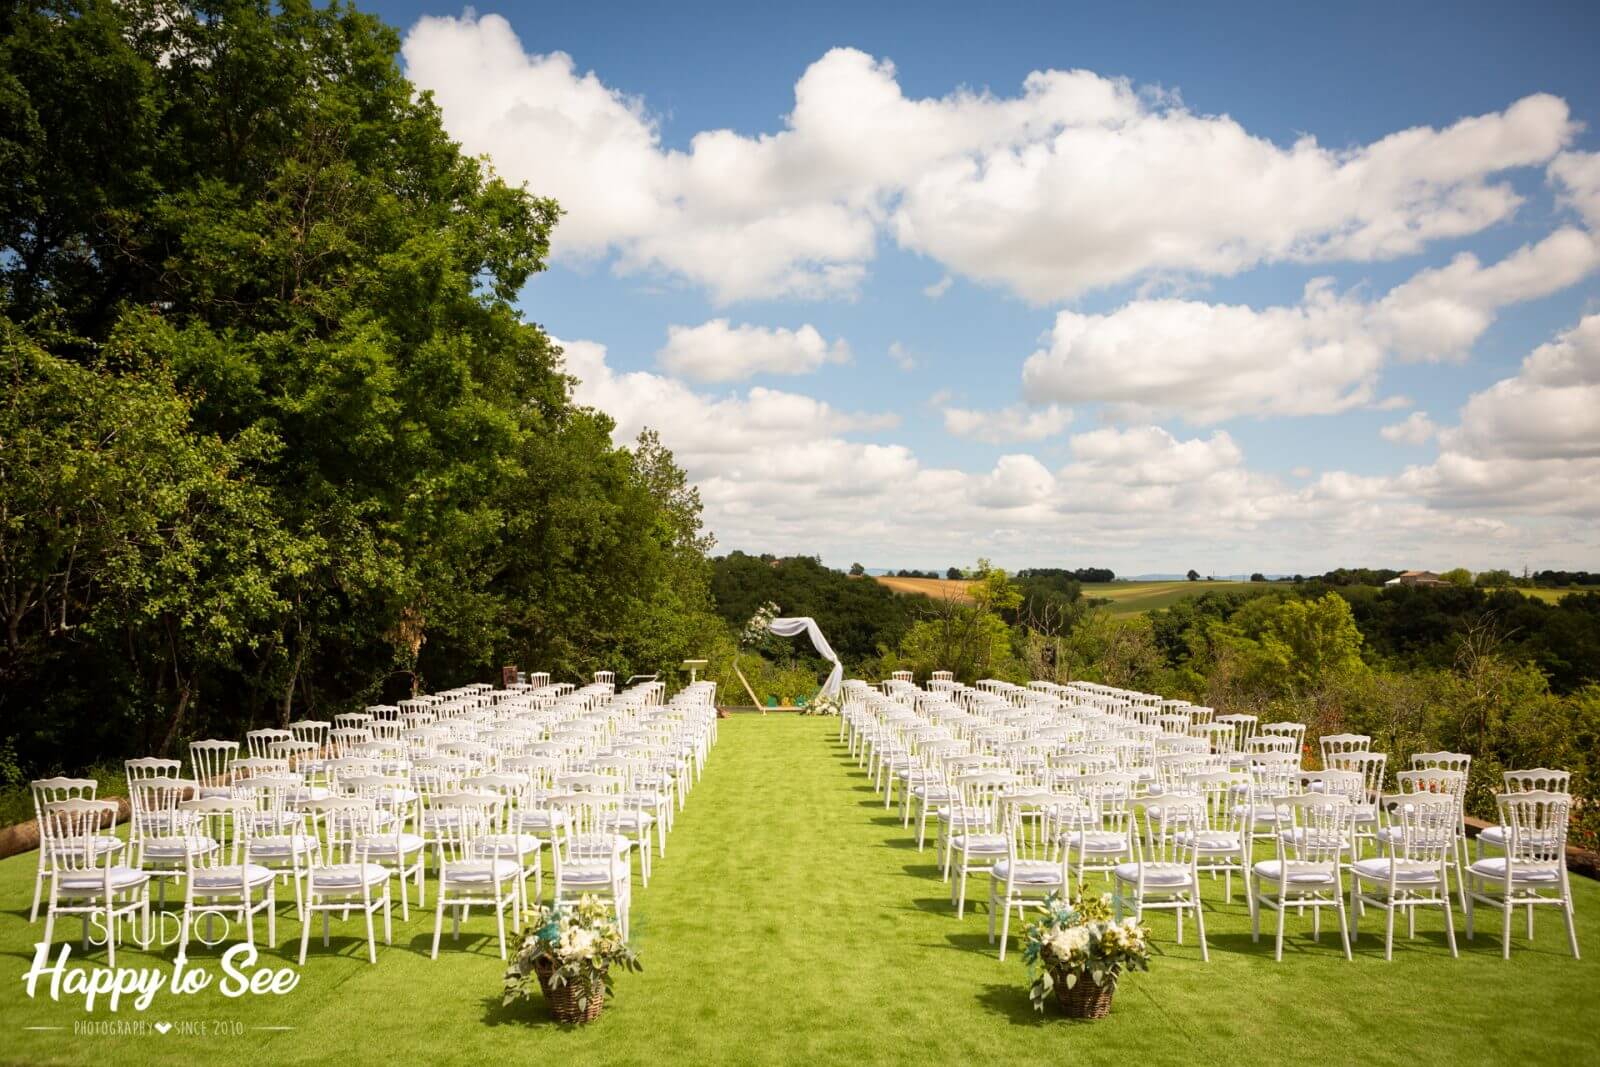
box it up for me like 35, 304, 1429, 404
768, 617, 843, 699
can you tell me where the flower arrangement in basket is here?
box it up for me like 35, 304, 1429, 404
503, 897, 641, 1024
1022, 892, 1150, 1018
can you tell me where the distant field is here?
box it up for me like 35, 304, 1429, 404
872, 576, 1274, 615
874, 575, 974, 601
1518, 587, 1589, 604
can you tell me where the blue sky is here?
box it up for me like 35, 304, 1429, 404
374, 1, 1600, 575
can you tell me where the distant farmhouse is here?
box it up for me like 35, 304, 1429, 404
1385, 569, 1449, 587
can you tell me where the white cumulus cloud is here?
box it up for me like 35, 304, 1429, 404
402, 14, 1577, 304
656, 320, 849, 382
943, 403, 1073, 443
1380, 412, 1438, 445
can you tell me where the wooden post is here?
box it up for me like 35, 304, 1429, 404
732, 653, 763, 714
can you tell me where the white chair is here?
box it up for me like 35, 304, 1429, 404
464, 773, 545, 910
1115, 798, 1209, 961
988, 792, 1071, 960
1180, 770, 1252, 904
430, 793, 519, 960
1475, 768, 1571, 861
129, 775, 210, 909
552, 794, 633, 939
188, 739, 239, 799
1465, 790, 1580, 959
300, 799, 392, 964
1251, 794, 1353, 961
1063, 772, 1138, 886
342, 774, 427, 919
176, 797, 277, 963
1354, 794, 1458, 960
946, 772, 1011, 919
39, 799, 150, 966
29, 776, 117, 922
237, 775, 315, 922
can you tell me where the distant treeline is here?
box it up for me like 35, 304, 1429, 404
1016, 567, 1117, 583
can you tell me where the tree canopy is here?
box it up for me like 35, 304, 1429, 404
1, 0, 717, 774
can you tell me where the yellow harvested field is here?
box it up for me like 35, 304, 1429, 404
873, 576, 974, 601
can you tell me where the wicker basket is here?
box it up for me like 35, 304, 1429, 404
1053, 972, 1115, 1019
534, 959, 606, 1025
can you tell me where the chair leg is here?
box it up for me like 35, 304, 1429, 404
1563, 896, 1581, 959
495, 888, 508, 961
1274, 902, 1286, 961
364, 902, 377, 964
430, 891, 445, 960
998, 892, 1013, 961
1384, 901, 1395, 961
298, 904, 312, 965
1501, 901, 1513, 960
1336, 898, 1352, 961
1443, 895, 1458, 958
384, 894, 393, 946
1194, 897, 1209, 962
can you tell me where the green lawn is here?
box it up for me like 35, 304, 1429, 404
2, 716, 1597, 1065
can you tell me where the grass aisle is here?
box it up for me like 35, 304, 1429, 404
2, 716, 1598, 1065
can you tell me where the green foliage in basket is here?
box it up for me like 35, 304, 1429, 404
503, 896, 641, 1010
1022, 892, 1151, 1011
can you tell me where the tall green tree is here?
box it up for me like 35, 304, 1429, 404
1, 0, 716, 772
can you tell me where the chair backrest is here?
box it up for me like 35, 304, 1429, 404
427, 793, 502, 863
1503, 768, 1571, 794
1187, 769, 1251, 833
1411, 750, 1471, 776
1277, 794, 1352, 868
188, 740, 239, 790
1318, 733, 1370, 765
40, 799, 120, 874
1497, 790, 1571, 868
303, 798, 381, 868
1327, 750, 1387, 800
1136, 796, 1205, 869
1376, 793, 1456, 867
954, 772, 1013, 835
1259, 721, 1307, 745
1070, 772, 1136, 834
178, 796, 242, 870
245, 729, 292, 759
129, 777, 191, 839
1395, 768, 1467, 813
1300, 768, 1364, 808
1001, 791, 1066, 866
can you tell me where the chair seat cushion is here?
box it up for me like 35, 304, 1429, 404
50, 835, 125, 857
313, 862, 392, 890
142, 836, 218, 860
247, 836, 311, 859
191, 864, 276, 892
477, 833, 543, 857
359, 832, 426, 856
1252, 860, 1337, 885
1476, 824, 1506, 847
1176, 830, 1244, 851
559, 863, 619, 886
57, 867, 150, 894
612, 812, 655, 831
1467, 857, 1560, 884
1353, 857, 1444, 883
1067, 830, 1130, 853
513, 810, 569, 831
993, 859, 1064, 885
950, 833, 1007, 853
1113, 863, 1193, 887
445, 859, 522, 884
